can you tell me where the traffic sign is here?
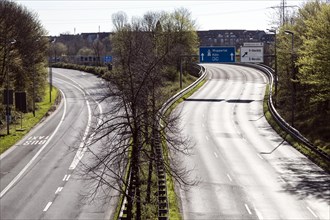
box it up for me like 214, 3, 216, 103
199, 47, 235, 63
243, 42, 264, 47
240, 47, 264, 63
103, 56, 112, 63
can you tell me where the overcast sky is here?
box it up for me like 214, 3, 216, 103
15, 0, 308, 36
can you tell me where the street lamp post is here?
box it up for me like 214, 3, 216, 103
267, 29, 278, 107
5, 39, 16, 135
284, 30, 295, 127
50, 38, 56, 103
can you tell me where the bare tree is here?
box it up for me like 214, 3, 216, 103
80, 9, 198, 220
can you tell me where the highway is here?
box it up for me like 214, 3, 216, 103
0, 69, 116, 219
177, 64, 329, 220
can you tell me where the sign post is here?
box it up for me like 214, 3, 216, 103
199, 47, 235, 63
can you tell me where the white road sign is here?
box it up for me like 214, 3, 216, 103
240, 46, 264, 63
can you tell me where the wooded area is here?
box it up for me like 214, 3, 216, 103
275, 1, 329, 154
0, 0, 48, 125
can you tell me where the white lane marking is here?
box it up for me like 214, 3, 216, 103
227, 174, 232, 182
245, 204, 252, 215
257, 154, 264, 160
65, 174, 71, 181
43, 202, 52, 212
55, 187, 63, 194
254, 206, 264, 220
205, 136, 209, 141
62, 175, 67, 181
214, 152, 218, 158
0, 90, 67, 199
306, 206, 318, 218
69, 100, 92, 170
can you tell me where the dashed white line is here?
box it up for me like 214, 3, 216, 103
306, 206, 318, 218
43, 202, 52, 212
214, 152, 218, 158
245, 204, 252, 215
227, 174, 233, 182
0, 90, 67, 199
64, 174, 71, 181
62, 175, 67, 181
55, 187, 63, 194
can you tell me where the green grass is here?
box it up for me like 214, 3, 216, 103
163, 77, 206, 220
263, 86, 330, 171
0, 85, 59, 155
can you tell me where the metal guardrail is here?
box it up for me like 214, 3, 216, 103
119, 65, 207, 220
155, 65, 207, 220
238, 63, 330, 162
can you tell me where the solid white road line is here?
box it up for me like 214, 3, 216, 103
0, 90, 67, 199
69, 100, 92, 170
245, 204, 252, 215
43, 202, 52, 212
306, 206, 318, 218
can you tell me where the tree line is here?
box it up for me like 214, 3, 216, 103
0, 0, 48, 123
275, 0, 329, 153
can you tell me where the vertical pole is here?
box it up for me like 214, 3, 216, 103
180, 56, 183, 89
6, 65, 10, 135
274, 31, 278, 107
49, 66, 52, 103
291, 33, 295, 127
33, 66, 36, 116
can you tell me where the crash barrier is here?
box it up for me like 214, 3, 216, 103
119, 65, 207, 220
238, 63, 330, 162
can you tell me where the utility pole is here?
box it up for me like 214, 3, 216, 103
271, 0, 298, 26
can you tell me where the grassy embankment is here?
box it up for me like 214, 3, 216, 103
263, 86, 330, 172
0, 85, 58, 155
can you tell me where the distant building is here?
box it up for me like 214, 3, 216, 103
197, 30, 274, 48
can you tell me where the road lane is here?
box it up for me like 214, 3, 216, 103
178, 64, 329, 220
0, 68, 114, 219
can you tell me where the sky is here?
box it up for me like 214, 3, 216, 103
15, 0, 308, 36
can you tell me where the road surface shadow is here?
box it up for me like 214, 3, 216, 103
184, 98, 225, 102
184, 98, 254, 103
278, 157, 330, 204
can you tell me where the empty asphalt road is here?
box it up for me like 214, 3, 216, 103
177, 64, 329, 220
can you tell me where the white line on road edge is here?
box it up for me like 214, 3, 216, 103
245, 204, 252, 215
306, 206, 318, 218
55, 187, 63, 194
43, 202, 52, 212
0, 90, 67, 199
227, 174, 233, 182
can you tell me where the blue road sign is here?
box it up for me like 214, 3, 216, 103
104, 56, 112, 63
199, 47, 236, 63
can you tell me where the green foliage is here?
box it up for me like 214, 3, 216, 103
0, 0, 48, 125
276, 1, 329, 154
0, 84, 58, 154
